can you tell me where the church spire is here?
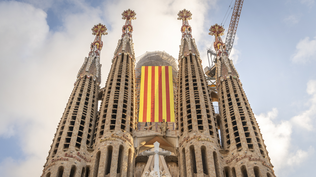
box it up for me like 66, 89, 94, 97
177, 9, 200, 58
209, 24, 227, 56
121, 9, 136, 38
178, 9, 192, 38
113, 9, 136, 57
209, 24, 239, 77
77, 23, 107, 83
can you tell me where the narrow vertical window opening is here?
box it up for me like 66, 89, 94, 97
85, 166, 90, 177
93, 152, 100, 177
254, 166, 260, 177
182, 148, 187, 177
127, 149, 132, 177
213, 152, 220, 177
70, 165, 76, 177
224, 166, 230, 177
117, 145, 124, 174
46, 172, 51, 177
241, 165, 248, 177
190, 145, 197, 175
201, 146, 208, 175
57, 166, 64, 177
81, 167, 85, 177
232, 167, 237, 177
105, 146, 113, 175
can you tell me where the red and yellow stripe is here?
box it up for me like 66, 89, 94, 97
139, 66, 175, 122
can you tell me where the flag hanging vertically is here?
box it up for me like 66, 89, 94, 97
139, 66, 175, 122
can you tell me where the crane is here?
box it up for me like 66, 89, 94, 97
225, 0, 244, 56
207, 0, 244, 63
205, 0, 244, 88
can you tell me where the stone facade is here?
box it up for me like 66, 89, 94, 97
41, 9, 275, 177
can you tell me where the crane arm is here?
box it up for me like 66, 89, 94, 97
225, 0, 244, 56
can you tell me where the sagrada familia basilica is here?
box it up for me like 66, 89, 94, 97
41, 9, 275, 177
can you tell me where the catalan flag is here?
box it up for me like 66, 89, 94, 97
139, 66, 175, 122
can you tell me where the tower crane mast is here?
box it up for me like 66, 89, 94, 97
225, 0, 244, 56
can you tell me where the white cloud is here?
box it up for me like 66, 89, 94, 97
287, 147, 314, 166
256, 108, 293, 171
292, 36, 316, 63
284, 15, 300, 25
0, 1, 104, 176
228, 34, 240, 64
256, 80, 316, 175
0, 1, 49, 137
291, 80, 316, 131
301, 0, 315, 6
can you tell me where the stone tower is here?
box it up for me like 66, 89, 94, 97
176, 9, 223, 177
92, 9, 136, 177
42, 23, 107, 177
207, 24, 275, 176
41, 8, 276, 177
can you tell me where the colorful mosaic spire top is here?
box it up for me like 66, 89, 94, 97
121, 9, 136, 38
209, 24, 227, 54
209, 24, 224, 37
177, 9, 192, 21
178, 9, 192, 38
92, 23, 108, 36
122, 9, 136, 21
88, 23, 107, 56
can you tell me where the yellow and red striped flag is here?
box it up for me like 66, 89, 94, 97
139, 66, 175, 122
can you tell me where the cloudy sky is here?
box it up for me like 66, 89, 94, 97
0, 0, 315, 176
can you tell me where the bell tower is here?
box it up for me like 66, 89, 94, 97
177, 9, 222, 177
92, 9, 136, 177
41, 23, 107, 177
208, 24, 275, 176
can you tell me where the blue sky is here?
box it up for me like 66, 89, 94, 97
0, 0, 315, 176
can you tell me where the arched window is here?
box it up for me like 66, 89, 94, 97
213, 152, 220, 177
201, 146, 208, 175
85, 166, 90, 177
190, 145, 197, 175
117, 145, 124, 174
81, 167, 85, 177
57, 166, 64, 177
241, 165, 248, 177
182, 148, 187, 177
224, 166, 230, 177
45, 172, 51, 177
254, 166, 260, 177
127, 149, 132, 177
93, 151, 101, 177
232, 167, 237, 177
267, 172, 271, 177
105, 146, 113, 175
70, 165, 76, 177
216, 115, 223, 147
